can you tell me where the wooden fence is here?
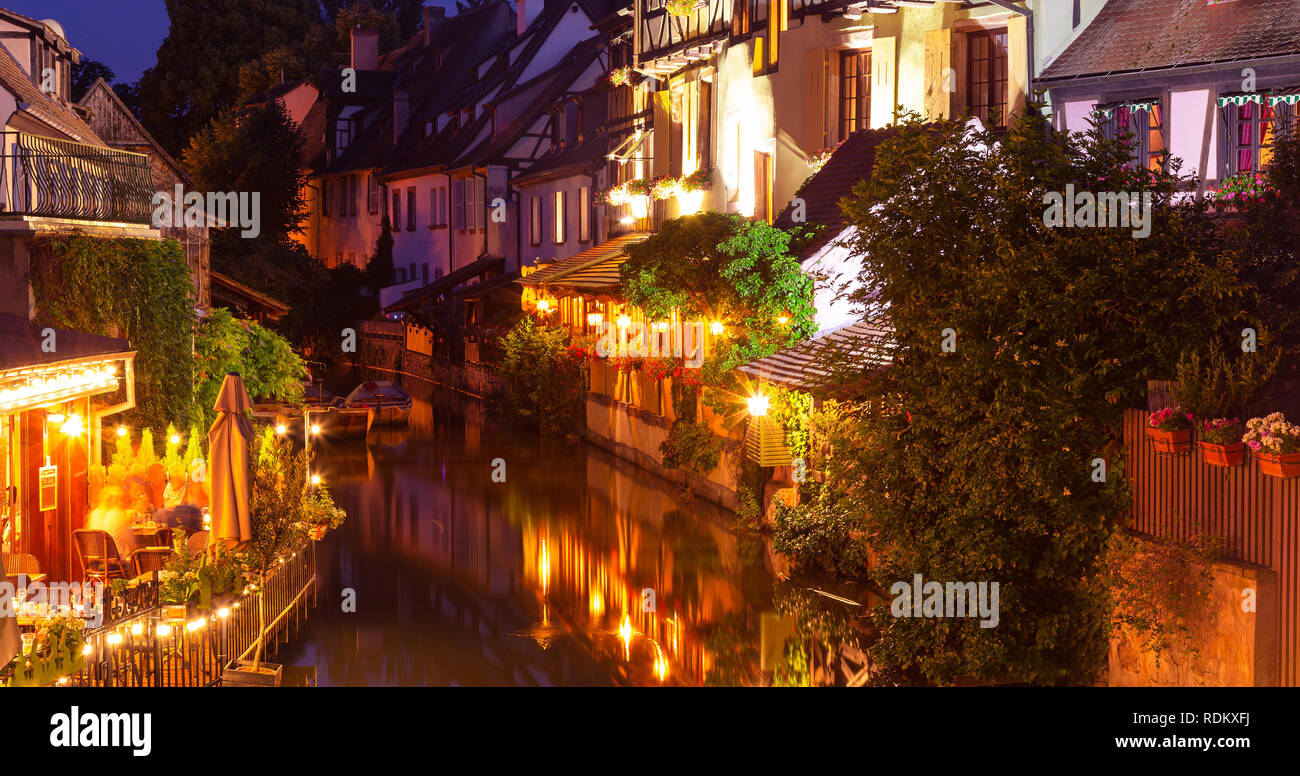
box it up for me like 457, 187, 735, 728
1123, 409, 1300, 685
61, 542, 317, 687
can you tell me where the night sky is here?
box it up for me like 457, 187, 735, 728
7, 0, 170, 83
6, 1, 463, 85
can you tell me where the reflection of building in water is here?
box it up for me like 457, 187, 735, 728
321, 382, 769, 684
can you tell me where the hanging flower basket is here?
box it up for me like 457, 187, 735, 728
664, 0, 701, 17
609, 67, 633, 87
1198, 418, 1244, 467
1147, 406, 1193, 454
1243, 412, 1300, 478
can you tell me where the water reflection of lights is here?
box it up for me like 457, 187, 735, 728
653, 644, 669, 682
589, 589, 604, 620
538, 538, 550, 595
618, 614, 634, 662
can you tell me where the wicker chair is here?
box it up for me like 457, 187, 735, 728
186, 530, 209, 554
130, 547, 174, 577
2, 552, 41, 584
73, 529, 129, 584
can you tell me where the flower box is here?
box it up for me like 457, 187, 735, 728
1147, 427, 1192, 454
1256, 451, 1300, 479
1198, 441, 1245, 468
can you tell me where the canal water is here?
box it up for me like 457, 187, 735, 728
277, 372, 789, 686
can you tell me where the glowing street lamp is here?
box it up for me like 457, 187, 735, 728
746, 393, 770, 417
536, 299, 551, 313
116, 425, 127, 437
275, 424, 287, 435
169, 433, 181, 445
710, 320, 724, 336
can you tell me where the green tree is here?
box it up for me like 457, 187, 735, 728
621, 212, 816, 381
194, 308, 306, 428
138, 0, 323, 154
837, 111, 1251, 685
497, 318, 587, 435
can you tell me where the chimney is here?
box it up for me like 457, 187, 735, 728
351, 27, 380, 71
423, 6, 447, 47
517, 0, 546, 37
394, 88, 410, 143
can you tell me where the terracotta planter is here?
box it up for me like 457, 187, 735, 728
1199, 441, 1245, 468
1256, 451, 1300, 479
1147, 426, 1193, 454
223, 659, 282, 687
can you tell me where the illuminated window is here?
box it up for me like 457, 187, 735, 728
529, 196, 542, 245
1225, 100, 1286, 174
1102, 101, 1166, 171
839, 50, 871, 139
367, 174, 379, 214
579, 185, 591, 242
553, 191, 566, 243
966, 29, 1008, 129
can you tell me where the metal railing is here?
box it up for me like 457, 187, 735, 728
62, 542, 318, 687
0, 131, 155, 224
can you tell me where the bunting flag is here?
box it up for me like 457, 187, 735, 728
1126, 99, 1159, 114
1095, 107, 1114, 120
1218, 93, 1263, 107
1268, 93, 1300, 107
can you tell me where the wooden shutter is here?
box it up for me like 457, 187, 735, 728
924, 28, 952, 121
803, 47, 826, 153
870, 36, 896, 129
453, 180, 464, 230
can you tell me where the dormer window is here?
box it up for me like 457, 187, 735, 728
336, 117, 355, 153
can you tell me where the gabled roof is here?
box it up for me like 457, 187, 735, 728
78, 78, 188, 183
1041, 0, 1300, 82
0, 44, 103, 144
774, 127, 900, 257
0, 315, 130, 373
513, 134, 608, 185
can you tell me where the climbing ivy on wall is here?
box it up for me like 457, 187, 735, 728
27, 233, 196, 431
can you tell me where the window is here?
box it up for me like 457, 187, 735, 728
1226, 99, 1282, 174
553, 191, 566, 244
1102, 101, 1166, 171
367, 175, 379, 214
579, 185, 591, 242
529, 197, 542, 245
454, 180, 465, 230
335, 118, 353, 153
839, 50, 871, 139
391, 190, 401, 231
754, 151, 773, 223
430, 188, 440, 226
407, 188, 416, 231
473, 178, 485, 230
966, 30, 1008, 129
348, 175, 359, 217
422, 263, 430, 284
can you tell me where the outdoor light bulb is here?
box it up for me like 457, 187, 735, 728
275, 424, 287, 435
311, 424, 321, 435
311, 474, 322, 485
82, 644, 93, 656
106, 364, 116, 376
777, 315, 790, 325
617, 315, 631, 328
106, 633, 122, 647
747, 394, 770, 417
710, 321, 724, 335
537, 299, 550, 312
619, 216, 634, 225
587, 313, 603, 326
218, 607, 230, 619
60, 414, 85, 436
130, 622, 144, 636
116, 425, 127, 437
157, 624, 172, 638
170, 434, 181, 444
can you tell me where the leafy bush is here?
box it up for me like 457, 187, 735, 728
771, 482, 868, 577
193, 307, 305, 428
1105, 531, 1219, 663
497, 318, 588, 435
660, 418, 721, 477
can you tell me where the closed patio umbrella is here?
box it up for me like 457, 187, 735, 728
208, 373, 254, 546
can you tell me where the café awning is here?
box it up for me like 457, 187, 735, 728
522, 233, 649, 295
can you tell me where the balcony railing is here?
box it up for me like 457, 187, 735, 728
0, 131, 155, 224
637, 0, 732, 66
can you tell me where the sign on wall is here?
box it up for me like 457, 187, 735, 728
38, 465, 57, 512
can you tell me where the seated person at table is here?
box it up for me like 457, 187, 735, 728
163, 464, 186, 508
86, 484, 135, 560
187, 458, 209, 509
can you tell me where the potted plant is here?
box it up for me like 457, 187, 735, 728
664, 0, 701, 17
1146, 406, 1194, 454
1243, 412, 1300, 479
1198, 418, 1245, 467
301, 486, 346, 541
222, 431, 308, 687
